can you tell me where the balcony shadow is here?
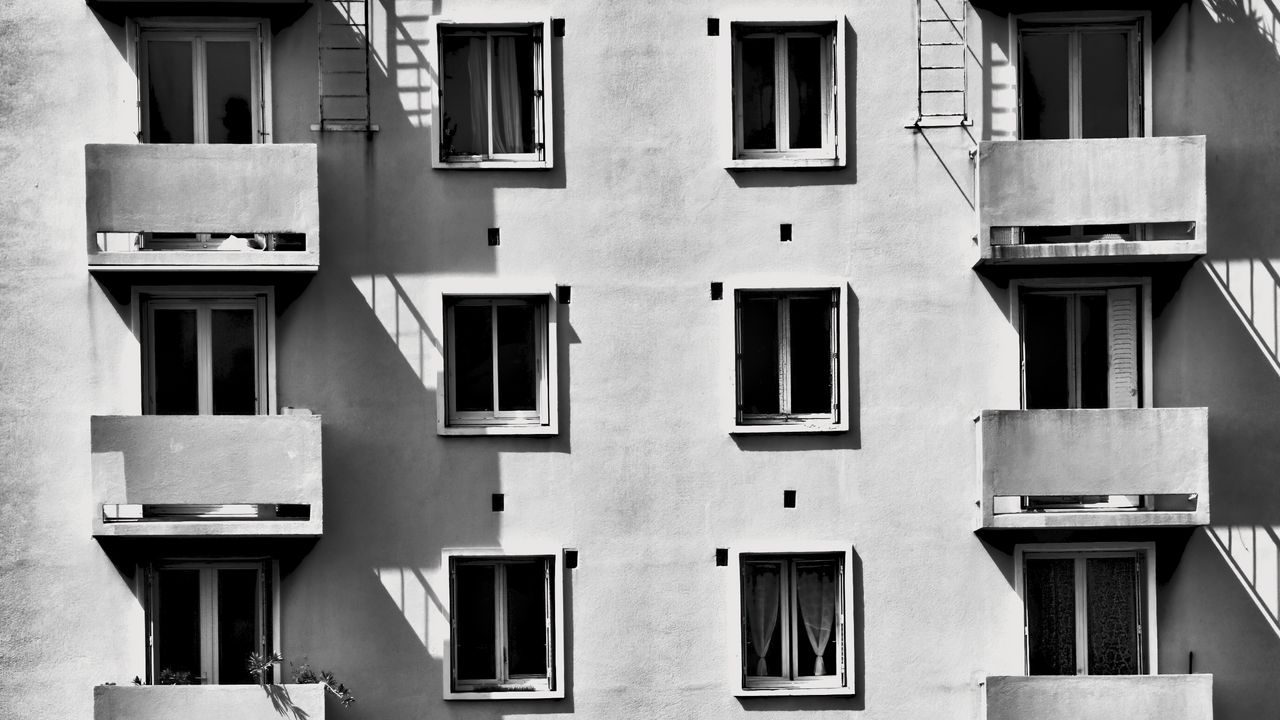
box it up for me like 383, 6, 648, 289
262, 684, 310, 720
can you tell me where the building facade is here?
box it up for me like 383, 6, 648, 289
0, 0, 1277, 718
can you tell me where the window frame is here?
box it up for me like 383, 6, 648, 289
129, 18, 272, 144
429, 17, 553, 170
724, 278, 849, 434
728, 544, 855, 697
1013, 542, 1158, 676
720, 16, 846, 169
133, 286, 277, 416
442, 548, 567, 701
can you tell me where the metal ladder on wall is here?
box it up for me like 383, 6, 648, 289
914, 0, 969, 128
314, 0, 377, 132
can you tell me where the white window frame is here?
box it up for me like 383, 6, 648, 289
442, 547, 566, 700
728, 544, 854, 697
724, 278, 850, 434
434, 280, 558, 436
1009, 12, 1152, 141
130, 18, 272, 143
144, 559, 280, 685
1009, 277, 1152, 410
133, 286, 277, 416
719, 15, 846, 169
429, 17, 553, 170
1013, 542, 1157, 676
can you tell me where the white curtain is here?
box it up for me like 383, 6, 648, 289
462, 37, 486, 154
797, 565, 836, 676
491, 36, 526, 154
744, 566, 780, 676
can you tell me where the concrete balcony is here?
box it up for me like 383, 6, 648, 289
977, 136, 1206, 265
91, 414, 322, 538
85, 144, 318, 272
985, 675, 1212, 720
978, 408, 1209, 529
94, 684, 325, 720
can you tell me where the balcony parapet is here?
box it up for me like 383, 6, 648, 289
94, 684, 325, 720
985, 675, 1212, 720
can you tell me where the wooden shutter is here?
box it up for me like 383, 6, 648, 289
1106, 287, 1139, 408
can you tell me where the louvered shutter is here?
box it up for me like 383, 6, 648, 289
1106, 287, 1140, 408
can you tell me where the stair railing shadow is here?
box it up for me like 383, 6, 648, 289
262, 683, 311, 720
1204, 258, 1280, 377
1206, 525, 1280, 638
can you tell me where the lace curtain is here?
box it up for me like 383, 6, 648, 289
744, 565, 779, 676
491, 37, 526, 154
797, 564, 836, 675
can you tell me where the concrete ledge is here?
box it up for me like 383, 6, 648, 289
94, 684, 325, 720
978, 408, 1209, 529
91, 415, 322, 538
986, 675, 1212, 720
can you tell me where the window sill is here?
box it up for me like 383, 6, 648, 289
731, 421, 847, 435
444, 688, 564, 701
434, 159, 553, 170
735, 686, 855, 698
727, 157, 842, 170
439, 424, 557, 437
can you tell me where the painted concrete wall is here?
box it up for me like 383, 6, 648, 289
0, 1, 1275, 720
986, 674, 1213, 720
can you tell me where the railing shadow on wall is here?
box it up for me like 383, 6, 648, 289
1206, 526, 1280, 637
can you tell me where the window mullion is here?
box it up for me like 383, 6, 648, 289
495, 563, 508, 683
776, 35, 789, 151
784, 560, 796, 680
830, 291, 839, 416
1069, 31, 1082, 139
486, 35, 495, 157
194, 38, 208, 143
490, 303, 501, 414
778, 298, 791, 414
202, 568, 218, 684
1066, 296, 1080, 409
197, 305, 213, 415
1074, 557, 1088, 675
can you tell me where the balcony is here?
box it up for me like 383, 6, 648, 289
85, 144, 319, 272
94, 684, 325, 720
985, 675, 1212, 720
977, 408, 1209, 529
91, 414, 322, 538
976, 136, 1206, 265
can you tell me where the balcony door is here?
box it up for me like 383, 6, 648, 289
1018, 19, 1142, 140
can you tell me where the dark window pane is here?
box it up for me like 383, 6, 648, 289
146, 40, 194, 143
491, 35, 535, 154
452, 304, 494, 413
787, 36, 823, 149
1020, 33, 1069, 139
153, 309, 199, 415
1078, 294, 1108, 409
496, 303, 537, 411
788, 294, 833, 414
795, 559, 839, 677
455, 563, 497, 681
205, 41, 254, 144
156, 569, 202, 681
743, 562, 783, 677
505, 561, 549, 677
211, 309, 257, 415
1081, 31, 1131, 139
441, 35, 487, 156
1026, 558, 1077, 675
1086, 557, 1141, 674
217, 569, 259, 684
1083, 223, 1131, 238
739, 295, 780, 415
1022, 226, 1076, 244
1022, 294, 1070, 409
740, 37, 776, 150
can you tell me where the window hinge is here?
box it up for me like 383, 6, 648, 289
535, 142, 545, 151
534, 89, 544, 99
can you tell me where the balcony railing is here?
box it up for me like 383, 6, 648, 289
91, 414, 322, 538
977, 408, 1209, 529
94, 684, 325, 720
85, 144, 319, 271
985, 675, 1212, 720
977, 136, 1206, 265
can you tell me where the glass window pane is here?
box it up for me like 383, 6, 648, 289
146, 40, 195, 143
496, 303, 537, 412
156, 569, 202, 682
491, 35, 535, 154
1026, 558, 1077, 675
217, 569, 259, 684
211, 309, 257, 415
504, 561, 549, 677
739, 295, 780, 415
1022, 294, 1070, 409
205, 41, 255, 144
1086, 557, 1141, 674
153, 309, 199, 415
795, 559, 839, 677
743, 562, 783, 677
1078, 294, 1109, 409
1020, 32, 1070, 139
788, 294, 834, 414
787, 36, 823, 149
740, 37, 777, 150
452, 304, 495, 413
441, 35, 488, 156
1081, 31, 1132, 139
455, 563, 497, 681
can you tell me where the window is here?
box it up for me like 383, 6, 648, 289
442, 295, 556, 435
732, 286, 846, 432
736, 551, 850, 694
729, 21, 844, 167
444, 552, 565, 699
433, 22, 549, 168
1018, 545, 1153, 676
147, 560, 274, 685
138, 21, 267, 143
139, 289, 273, 415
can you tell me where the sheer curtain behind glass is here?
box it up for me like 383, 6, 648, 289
492, 36, 532, 154
797, 562, 836, 675
744, 564, 780, 676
